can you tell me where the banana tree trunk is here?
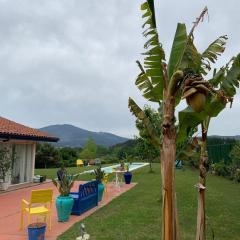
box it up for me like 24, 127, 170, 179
161, 94, 179, 240
196, 124, 208, 240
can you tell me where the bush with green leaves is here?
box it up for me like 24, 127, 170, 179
35, 143, 60, 168
59, 147, 81, 167
0, 147, 12, 182
234, 169, 240, 182
213, 161, 230, 177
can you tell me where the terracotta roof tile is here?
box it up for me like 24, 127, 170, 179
0, 117, 59, 142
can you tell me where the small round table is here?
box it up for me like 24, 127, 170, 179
112, 170, 125, 188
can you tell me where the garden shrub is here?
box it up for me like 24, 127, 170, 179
234, 169, 240, 182
213, 161, 230, 177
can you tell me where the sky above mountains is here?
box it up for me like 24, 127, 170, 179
0, 0, 240, 138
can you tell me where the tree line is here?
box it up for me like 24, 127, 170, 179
36, 125, 240, 181
35, 137, 159, 169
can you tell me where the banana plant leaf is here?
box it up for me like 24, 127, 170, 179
167, 23, 188, 79
136, 0, 165, 102
201, 94, 226, 117
221, 54, 240, 96
177, 106, 205, 145
135, 68, 163, 103
209, 67, 225, 87
209, 54, 240, 96
200, 35, 228, 75
179, 38, 202, 74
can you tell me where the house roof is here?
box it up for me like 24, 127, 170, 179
0, 117, 59, 142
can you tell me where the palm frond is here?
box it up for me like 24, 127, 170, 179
136, 0, 165, 103
177, 106, 206, 145
176, 128, 199, 161
200, 35, 228, 75
135, 61, 163, 103
208, 67, 226, 87
179, 38, 201, 73
209, 54, 240, 97
167, 23, 188, 79
221, 54, 240, 96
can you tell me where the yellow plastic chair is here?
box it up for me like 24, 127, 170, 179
103, 173, 109, 194
76, 159, 84, 167
20, 189, 53, 230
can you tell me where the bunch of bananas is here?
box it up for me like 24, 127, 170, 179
182, 73, 213, 112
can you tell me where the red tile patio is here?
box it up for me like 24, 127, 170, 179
0, 181, 136, 240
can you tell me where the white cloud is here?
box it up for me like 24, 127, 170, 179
0, 0, 239, 138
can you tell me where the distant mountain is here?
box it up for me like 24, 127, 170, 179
110, 139, 137, 149
39, 124, 129, 147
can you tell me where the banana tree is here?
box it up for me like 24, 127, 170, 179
129, 1, 195, 238
178, 11, 240, 239
129, 1, 240, 239
188, 56, 240, 240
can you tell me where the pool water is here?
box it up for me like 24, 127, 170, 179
82, 162, 149, 175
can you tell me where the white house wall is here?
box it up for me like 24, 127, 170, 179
31, 143, 36, 181
15, 143, 35, 183
26, 144, 34, 182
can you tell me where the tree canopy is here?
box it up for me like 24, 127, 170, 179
79, 138, 97, 160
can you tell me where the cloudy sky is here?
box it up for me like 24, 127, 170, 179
0, 0, 239, 138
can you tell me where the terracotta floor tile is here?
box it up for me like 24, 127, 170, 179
0, 181, 136, 240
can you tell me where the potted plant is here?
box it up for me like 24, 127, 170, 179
52, 168, 76, 222
93, 166, 105, 201
27, 222, 46, 240
123, 163, 132, 184
120, 160, 125, 171
57, 166, 66, 181
0, 147, 12, 191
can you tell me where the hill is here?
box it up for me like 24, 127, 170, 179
39, 124, 129, 147
110, 139, 137, 149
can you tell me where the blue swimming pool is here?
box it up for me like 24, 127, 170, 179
101, 163, 149, 173
82, 162, 149, 175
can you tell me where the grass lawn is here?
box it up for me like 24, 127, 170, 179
35, 165, 110, 180
38, 164, 240, 240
